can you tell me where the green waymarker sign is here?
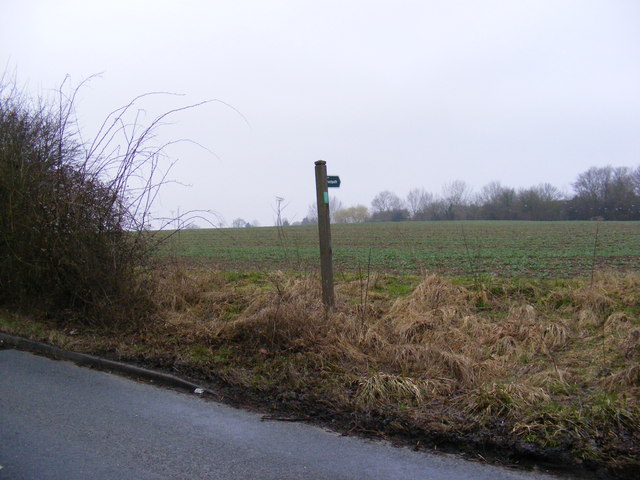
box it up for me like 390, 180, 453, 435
327, 175, 341, 188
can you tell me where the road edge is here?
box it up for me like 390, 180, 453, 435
0, 332, 209, 395
0, 331, 618, 480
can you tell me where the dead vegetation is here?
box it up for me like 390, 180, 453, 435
1, 267, 639, 477
0, 75, 210, 329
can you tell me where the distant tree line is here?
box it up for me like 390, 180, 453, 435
231, 218, 260, 228
301, 165, 640, 224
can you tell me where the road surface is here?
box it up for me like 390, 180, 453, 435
0, 349, 564, 480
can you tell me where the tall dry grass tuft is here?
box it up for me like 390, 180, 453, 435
620, 328, 640, 360
215, 273, 327, 350
382, 344, 478, 387
155, 264, 211, 312
153, 265, 254, 346
592, 270, 640, 304
600, 364, 640, 389
548, 271, 640, 316
354, 372, 424, 409
463, 382, 551, 420
357, 275, 488, 391
384, 275, 472, 343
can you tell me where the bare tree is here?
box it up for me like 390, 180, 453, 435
536, 182, 564, 202
517, 183, 564, 220
302, 203, 318, 225
441, 180, 472, 219
478, 181, 516, 220
371, 190, 404, 213
370, 191, 408, 222
406, 187, 433, 218
571, 166, 639, 219
329, 196, 343, 223
232, 218, 248, 228
442, 180, 471, 206
632, 165, 640, 196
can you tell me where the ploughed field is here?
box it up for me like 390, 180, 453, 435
165, 221, 640, 277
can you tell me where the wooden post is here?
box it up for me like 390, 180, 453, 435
314, 160, 335, 308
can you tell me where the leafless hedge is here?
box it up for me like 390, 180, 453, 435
0, 76, 203, 328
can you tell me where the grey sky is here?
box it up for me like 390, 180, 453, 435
2, 0, 639, 226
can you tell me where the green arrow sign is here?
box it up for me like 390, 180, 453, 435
327, 175, 341, 188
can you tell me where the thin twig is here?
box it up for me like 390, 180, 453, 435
590, 222, 600, 287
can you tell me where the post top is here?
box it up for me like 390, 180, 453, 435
315, 160, 326, 165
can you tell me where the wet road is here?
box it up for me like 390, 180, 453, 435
0, 349, 563, 480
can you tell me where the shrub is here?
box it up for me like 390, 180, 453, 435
0, 77, 180, 328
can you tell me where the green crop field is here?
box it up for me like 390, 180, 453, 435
163, 221, 640, 278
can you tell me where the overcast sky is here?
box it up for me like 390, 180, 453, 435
2, 0, 639, 226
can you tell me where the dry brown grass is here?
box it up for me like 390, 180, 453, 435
2, 266, 639, 476
601, 364, 640, 389
464, 382, 551, 419
354, 372, 424, 409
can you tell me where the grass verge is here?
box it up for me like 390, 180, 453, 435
1, 266, 638, 478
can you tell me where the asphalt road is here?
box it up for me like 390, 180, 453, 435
0, 349, 564, 480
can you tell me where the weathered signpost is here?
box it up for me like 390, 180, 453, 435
314, 161, 340, 308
